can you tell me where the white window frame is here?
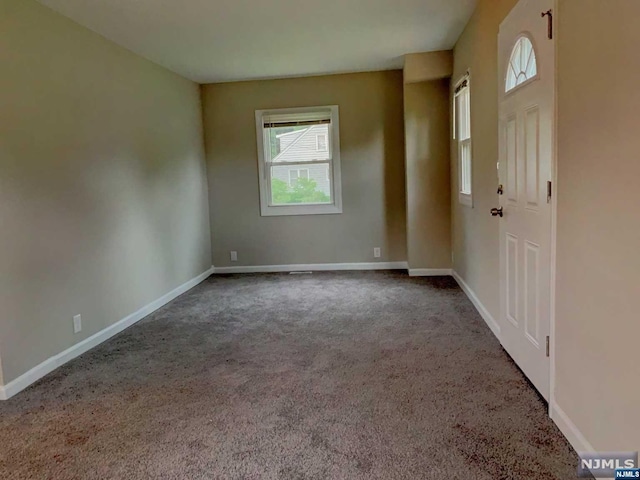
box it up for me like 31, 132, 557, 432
255, 105, 342, 217
454, 73, 473, 207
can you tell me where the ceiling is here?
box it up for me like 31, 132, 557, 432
36, 0, 476, 84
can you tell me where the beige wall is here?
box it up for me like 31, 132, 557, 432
404, 51, 453, 84
0, 0, 211, 384
555, 0, 640, 451
453, 0, 639, 452
404, 80, 452, 270
451, 0, 518, 321
202, 72, 407, 268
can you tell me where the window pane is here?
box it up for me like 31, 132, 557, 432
460, 140, 472, 195
271, 165, 332, 205
266, 124, 331, 163
505, 37, 538, 93
456, 88, 470, 141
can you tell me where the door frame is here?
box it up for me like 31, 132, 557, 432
547, 0, 559, 419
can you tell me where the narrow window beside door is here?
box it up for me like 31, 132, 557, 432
454, 75, 473, 206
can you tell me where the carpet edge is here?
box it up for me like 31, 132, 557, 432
0, 266, 214, 400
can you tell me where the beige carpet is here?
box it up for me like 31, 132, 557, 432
0, 272, 584, 479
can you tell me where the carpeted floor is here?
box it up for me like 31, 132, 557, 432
0, 272, 583, 479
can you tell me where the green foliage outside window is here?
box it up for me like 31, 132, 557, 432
271, 178, 331, 205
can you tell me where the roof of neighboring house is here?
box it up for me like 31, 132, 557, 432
275, 129, 306, 139
272, 126, 321, 163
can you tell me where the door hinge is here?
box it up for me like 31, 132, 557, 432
546, 336, 550, 357
547, 181, 552, 203
541, 10, 553, 39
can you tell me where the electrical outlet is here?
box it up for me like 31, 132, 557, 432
73, 314, 82, 334
374, 247, 381, 258
230, 251, 238, 262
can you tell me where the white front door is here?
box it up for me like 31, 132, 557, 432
497, 0, 554, 400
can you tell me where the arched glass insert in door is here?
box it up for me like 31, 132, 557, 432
506, 36, 537, 92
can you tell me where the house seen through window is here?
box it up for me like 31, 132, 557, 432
255, 106, 342, 216
316, 134, 328, 152
288, 168, 309, 186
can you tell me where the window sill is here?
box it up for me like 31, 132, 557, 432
260, 203, 343, 217
459, 193, 473, 207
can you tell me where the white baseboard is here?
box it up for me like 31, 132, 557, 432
550, 401, 595, 454
451, 270, 501, 338
0, 267, 214, 401
451, 272, 594, 459
408, 268, 452, 277
213, 262, 409, 274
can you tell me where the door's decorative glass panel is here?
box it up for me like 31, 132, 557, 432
506, 36, 537, 92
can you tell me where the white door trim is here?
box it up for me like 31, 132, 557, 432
548, 0, 559, 420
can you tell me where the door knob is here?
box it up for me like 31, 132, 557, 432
491, 207, 503, 217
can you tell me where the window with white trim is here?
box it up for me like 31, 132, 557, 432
454, 75, 472, 206
255, 106, 342, 216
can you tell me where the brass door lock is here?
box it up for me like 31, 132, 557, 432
497, 184, 504, 195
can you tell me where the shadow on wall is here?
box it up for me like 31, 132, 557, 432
403, 79, 452, 269
383, 75, 408, 258
0, 0, 211, 383
1, 121, 210, 383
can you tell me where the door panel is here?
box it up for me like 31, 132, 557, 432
506, 233, 519, 327
524, 240, 540, 344
498, 0, 554, 400
525, 107, 540, 208
506, 116, 518, 203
